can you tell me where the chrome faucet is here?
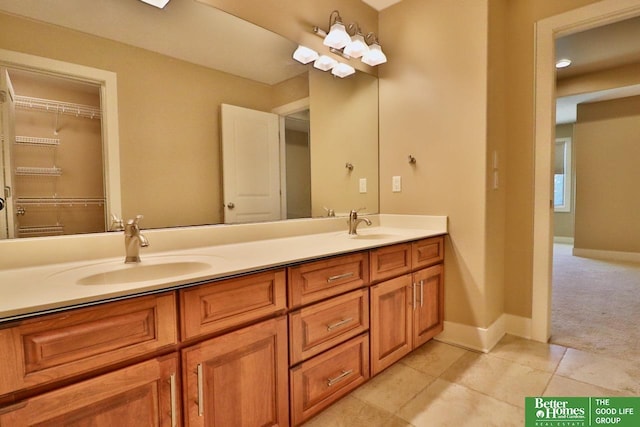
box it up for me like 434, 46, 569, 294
348, 209, 372, 235
124, 215, 149, 263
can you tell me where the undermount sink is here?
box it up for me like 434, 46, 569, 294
347, 233, 397, 240
47, 254, 221, 286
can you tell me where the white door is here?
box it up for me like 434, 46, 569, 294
0, 68, 16, 239
221, 104, 281, 224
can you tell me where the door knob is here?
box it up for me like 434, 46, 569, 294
0, 197, 4, 211
226, 202, 235, 209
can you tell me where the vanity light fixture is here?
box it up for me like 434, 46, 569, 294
293, 46, 319, 64
312, 10, 388, 68
323, 11, 352, 49
313, 55, 338, 71
138, 0, 170, 9
555, 58, 572, 69
331, 62, 356, 78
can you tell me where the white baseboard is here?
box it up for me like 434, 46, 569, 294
573, 247, 640, 263
554, 236, 574, 244
435, 314, 532, 353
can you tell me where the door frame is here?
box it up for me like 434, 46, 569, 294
531, 0, 640, 342
0, 48, 122, 232
272, 97, 310, 219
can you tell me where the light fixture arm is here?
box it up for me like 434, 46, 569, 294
347, 22, 364, 36
328, 10, 343, 30
365, 32, 381, 45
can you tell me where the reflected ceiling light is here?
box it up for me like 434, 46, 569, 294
323, 11, 351, 49
361, 33, 387, 66
343, 24, 369, 59
556, 58, 572, 69
331, 63, 356, 78
293, 46, 319, 64
138, 0, 170, 8
313, 55, 338, 71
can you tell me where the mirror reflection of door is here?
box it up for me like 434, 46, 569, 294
0, 67, 16, 238
1, 67, 106, 238
221, 104, 282, 224
283, 109, 311, 220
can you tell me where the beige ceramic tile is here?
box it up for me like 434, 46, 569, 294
555, 348, 640, 395
544, 375, 630, 397
352, 363, 436, 413
490, 334, 567, 372
301, 395, 411, 427
397, 379, 525, 427
400, 340, 468, 377
440, 352, 552, 407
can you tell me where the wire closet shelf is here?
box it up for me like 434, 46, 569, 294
15, 95, 102, 120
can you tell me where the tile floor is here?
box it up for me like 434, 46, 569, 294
302, 335, 639, 426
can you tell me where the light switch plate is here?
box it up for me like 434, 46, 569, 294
392, 176, 401, 192
359, 178, 367, 193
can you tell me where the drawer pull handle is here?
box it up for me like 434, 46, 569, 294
327, 272, 354, 283
327, 369, 354, 386
197, 363, 204, 417
326, 317, 354, 331
169, 373, 177, 427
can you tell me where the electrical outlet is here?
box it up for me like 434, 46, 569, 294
359, 178, 367, 193
392, 176, 402, 192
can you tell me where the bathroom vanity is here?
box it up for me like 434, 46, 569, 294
0, 215, 446, 426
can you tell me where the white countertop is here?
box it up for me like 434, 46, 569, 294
0, 214, 447, 323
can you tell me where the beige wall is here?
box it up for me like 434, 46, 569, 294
557, 62, 640, 97
379, 0, 490, 327
554, 124, 575, 238
573, 96, 640, 253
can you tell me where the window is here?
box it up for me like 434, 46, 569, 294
554, 138, 572, 212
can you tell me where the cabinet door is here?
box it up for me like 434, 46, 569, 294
182, 317, 288, 427
370, 274, 413, 376
0, 354, 180, 427
413, 264, 445, 348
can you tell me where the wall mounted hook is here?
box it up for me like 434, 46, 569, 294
408, 155, 417, 164
345, 162, 354, 171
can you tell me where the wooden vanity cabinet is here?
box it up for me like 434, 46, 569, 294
0, 353, 180, 427
181, 316, 289, 427
370, 237, 445, 375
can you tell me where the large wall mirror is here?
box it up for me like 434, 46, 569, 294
0, 0, 379, 239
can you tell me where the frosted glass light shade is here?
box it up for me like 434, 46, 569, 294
323, 22, 351, 49
139, 0, 170, 8
313, 55, 338, 71
362, 43, 387, 66
293, 46, 319, 64
344, 34, 369, 58
331, 63, 356, 78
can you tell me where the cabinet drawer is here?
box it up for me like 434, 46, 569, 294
0, 293, 177, 397
412, 236, 444, 269
370, 243, 412, 282
288, 253, 369, 308
290, 334, 369, 426
180, 269, 286, 341
289, 288, 369, 365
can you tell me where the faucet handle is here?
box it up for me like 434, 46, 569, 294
127, 214, 144, 226
110, 214, 124, 231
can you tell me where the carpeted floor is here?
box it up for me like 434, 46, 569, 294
551, 243, 640, 363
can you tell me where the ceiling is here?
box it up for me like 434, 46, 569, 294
556, 15, 640, 124
361, 0, 403, 11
